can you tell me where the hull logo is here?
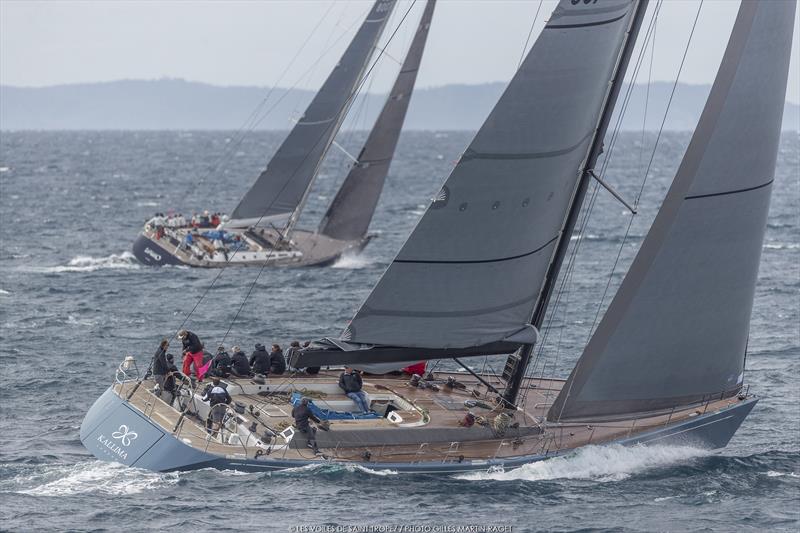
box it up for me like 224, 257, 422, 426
144, 247, 162, 262
111, 424, 138, 446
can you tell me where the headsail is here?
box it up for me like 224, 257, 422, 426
227, 0, 397, 229
342, 0, 641, 350
548, 0, 795, 422
319, 0, 436, 243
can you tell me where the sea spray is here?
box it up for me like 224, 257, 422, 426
10, 461, 178, 497
22, 252, 140, 273
456, 444, 710, 482
332, 253, 372, 270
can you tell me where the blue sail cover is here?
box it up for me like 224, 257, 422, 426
291, 392, 380, 421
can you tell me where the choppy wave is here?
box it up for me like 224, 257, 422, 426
23, 252, 140, 273
6, 461, 179, 496
456, 444, 709, 482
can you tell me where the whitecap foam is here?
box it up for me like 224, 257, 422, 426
0, 289, 10, 295
66, 315, 95, 327
15, 461, 179, 496
763, 243, 800, 250
136, 201, 159, 207
341, 464, 398, 476
25, 252, 140, 273
456, 444, 709, 482
278, 462, 396, 476
764, 470, 800, 478
332, 253, 372, 270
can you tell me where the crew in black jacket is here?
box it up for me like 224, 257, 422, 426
269, 344, 287, 375
249, 343, 271, 375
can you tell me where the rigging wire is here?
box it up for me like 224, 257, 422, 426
532, 0, 666, 399
550, 0, 705, 423
217, 1, 421, 348
583, 0, 703, 344
521, 0, 664, 407
194, 1, 339, 188
517, 0, 544, 70
168, 2, 418, 345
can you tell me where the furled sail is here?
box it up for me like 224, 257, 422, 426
319, 0, 436, 243
343, 0, 640, 350
548, 0, 795, 422
227, 0, 397, 229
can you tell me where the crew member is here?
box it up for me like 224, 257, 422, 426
163, 354, 184, 407
249, 343, 271, 376
202, 376, 232, 436
230, 345, 251, 377
179, 329, 206, 381
338, 367, 369, 413
211, 345, 232, 377
291, 397, 320, 454
152, 339, 170, 399
269, 344, 286, 375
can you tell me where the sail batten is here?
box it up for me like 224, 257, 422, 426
338, 0, 640, 352
227, 0, 397, 229
319, 0, 437, 242
548, 0, 795, 422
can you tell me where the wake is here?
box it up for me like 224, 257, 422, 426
9, 461, 178, 497
457, 444, 710, 482
23, 252, 140, 273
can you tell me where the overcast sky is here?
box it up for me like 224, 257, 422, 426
1, 0, 798, 103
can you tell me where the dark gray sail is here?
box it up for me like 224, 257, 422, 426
319, 0, 436, 243
343, 0, 640, 350
227, 0, 396, 229
549, 0, 795, 422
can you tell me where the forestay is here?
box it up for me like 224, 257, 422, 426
227, 0, 396, 229
319, 0, 436, 243
549, 0, 795, 421
344, 0, 639, 349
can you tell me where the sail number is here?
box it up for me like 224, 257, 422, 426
571, 0, 599, 4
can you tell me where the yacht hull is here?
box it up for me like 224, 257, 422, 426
132, 234, 186, 267
131, 230, 368, 268
80, 386, 757, 474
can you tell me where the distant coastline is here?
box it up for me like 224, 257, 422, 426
1, 78, 798, 131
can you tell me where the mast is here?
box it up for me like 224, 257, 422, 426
226, 0, 396, 230
503, 0, 650, 406
282, 34, 379, 240
319, 0, 437, 243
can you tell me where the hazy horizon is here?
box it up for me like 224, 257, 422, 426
2, 0, 799, 104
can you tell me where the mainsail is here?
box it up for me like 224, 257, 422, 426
319, 0, 436, 243
342, 0, 642, 350
548, 0, 795, 421
227, 0, 397, 229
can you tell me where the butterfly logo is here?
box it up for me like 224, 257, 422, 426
111, 424, 138, 446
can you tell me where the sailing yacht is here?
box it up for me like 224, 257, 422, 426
132, 0, 433, 267
82, 0, 794, 473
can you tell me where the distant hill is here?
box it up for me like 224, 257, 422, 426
1, 78, 797, 131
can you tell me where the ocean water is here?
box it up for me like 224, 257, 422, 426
0, 130, 797, 532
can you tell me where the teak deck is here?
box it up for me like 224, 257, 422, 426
115, 370, 742, 465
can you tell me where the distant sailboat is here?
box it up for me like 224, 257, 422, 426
132, 0, 434, 267
83, 0, 793, 473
